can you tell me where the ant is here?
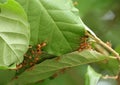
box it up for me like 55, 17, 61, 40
78, 36, 91, 51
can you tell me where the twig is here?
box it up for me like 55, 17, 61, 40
86, 31, 120, 61
102, 75, 118, 79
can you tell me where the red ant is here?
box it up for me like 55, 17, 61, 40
78, 36, 91, 51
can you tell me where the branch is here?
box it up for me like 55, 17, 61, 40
86, 31, 120, 61
102, 75, 118, 79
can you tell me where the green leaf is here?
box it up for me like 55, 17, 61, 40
0, 70, 16, 85
92, 58, 119, 76
10, 50, 109, 84
16, 0, 85, 56
0, 0, 30, 69
85, 66, 101, 85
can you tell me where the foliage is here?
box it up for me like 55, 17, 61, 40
0, 0, 119, 85
0, 0, 29, 69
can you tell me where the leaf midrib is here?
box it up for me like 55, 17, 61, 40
23, 51, 107, 75
37, 0, 73, 50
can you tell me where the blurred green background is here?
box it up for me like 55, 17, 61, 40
74, 0, 120, 48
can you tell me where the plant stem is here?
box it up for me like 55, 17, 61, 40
86, 31, 120, 61
102, 75, 118, 79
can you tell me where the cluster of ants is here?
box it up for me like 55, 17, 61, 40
15, 36, 92, 71
78, 35, 92, 51
15, 42, 46, 70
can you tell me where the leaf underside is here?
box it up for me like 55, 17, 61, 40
85, 66, 101, 85
0, 0, 30, 69
16, 0, 85, 56
11, 50, 109, 84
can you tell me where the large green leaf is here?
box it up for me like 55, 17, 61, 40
16, 0, 85, 56
0, 0, 30, 69
85, 66, 101, 85
10, 50, 109, 84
